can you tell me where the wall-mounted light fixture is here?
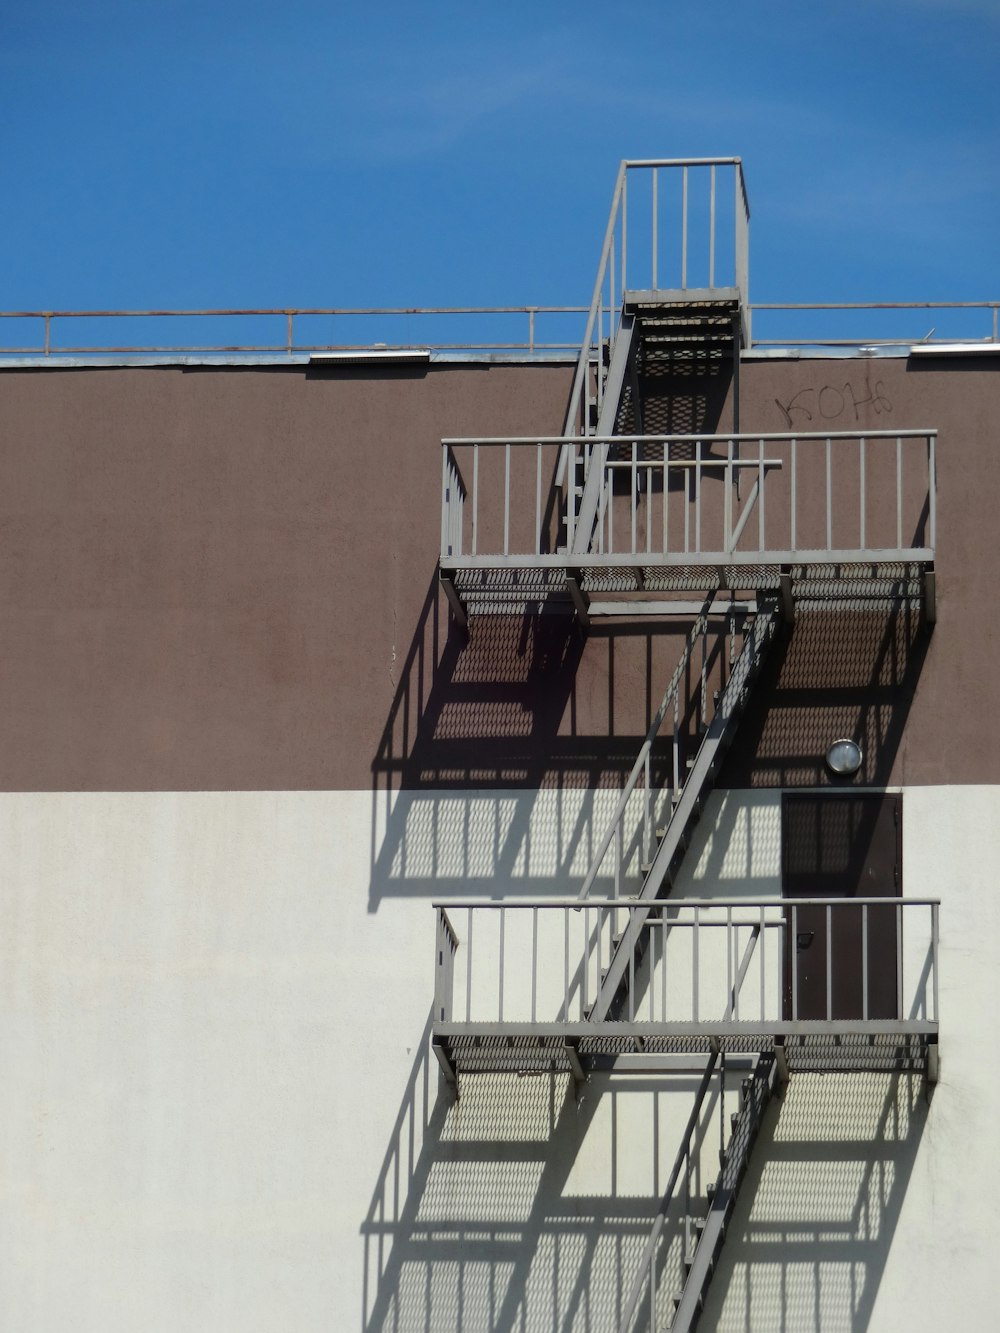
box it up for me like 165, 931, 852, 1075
826, 738, 863, 777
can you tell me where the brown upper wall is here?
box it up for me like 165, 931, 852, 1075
0, 355, 995, 790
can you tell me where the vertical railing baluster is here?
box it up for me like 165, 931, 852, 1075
596, 905, 603, 1010
724, 437, 733, 551
631, 440, 638, 554
503, 442, 511, 556
727, 906, 734, 1019
695, 439, 702, 552
662, 446, 669, 553
862, 903, 869, 1020
531, 905, 538, 1022
610, 215, 617, 339
693, 906, 700, 1022
826, 437, 833, 551
681, 165, 688, 288
628, 909, 636, 1021
564, 908, 570, 1021
650, 913, 657, 1021
472, 445, 479, 555
621, 170, 628, 298
615, 817, 623, 899
791, 905, 798, 1020
931, 902, 940, 1021
652, 168, 658, 289
791, 437, 797, 551
700, 618, 708, 729
644, 748, 652, 865
673, 695, 680, 795
759, 905, 766, 1020
646, 464, 653, 556
596, 293, 604, 426
826, 904, 833, 1021
896, 435, 903, 551
535, 441, 542, 556
661, 914, 667, 1021
466, 906, 473, 1022
896, 900, 904, 1020
608, 458, 614, 554
709, 163, 716, 287
441, 447, 450, 558
929, 434, 937, 550
859, 436, 867, 550
583, 906, 589, 1018
498, 907, 505, 1022
758, 438, 765, 550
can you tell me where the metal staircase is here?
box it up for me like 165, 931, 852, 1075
431, 158, 940, 1331
584, 602, 780, 1026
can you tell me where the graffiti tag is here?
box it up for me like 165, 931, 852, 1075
774, 380, 892, 430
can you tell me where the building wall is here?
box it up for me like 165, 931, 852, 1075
0, 357, 997, 1329
0, 785, 996, 1330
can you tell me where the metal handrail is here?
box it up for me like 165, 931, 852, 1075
441, 430, 937, 567
576, 600, 714, 900
433, 897, 941, 1030
618, 925, 763, 1331
0, 297, 996, 357
561, 158, 750, 440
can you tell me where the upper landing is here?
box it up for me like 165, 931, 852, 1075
440, 428, 937, 623
439, 160, 937, 624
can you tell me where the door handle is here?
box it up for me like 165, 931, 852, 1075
796, 931, 815, 951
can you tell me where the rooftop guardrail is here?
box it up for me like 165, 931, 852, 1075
0, 301, 995, 359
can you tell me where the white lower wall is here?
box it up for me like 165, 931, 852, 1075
0, 786, 994, 1330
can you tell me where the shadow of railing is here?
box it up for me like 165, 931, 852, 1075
369, 575, 724, 910
700, 1070, 929, 1330
723, 599, 931, 789
360, 1046, 733, 1333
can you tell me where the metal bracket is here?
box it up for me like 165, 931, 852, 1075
923, 567, 937, 627
564, 1038, 586, 1088
565, 570, 591, 627
439, 572, 468, 628
779, 569, 795, 624
432, 1035, 458, 1091
926, 1036, 939, 1087
774, 1036, 790, 1087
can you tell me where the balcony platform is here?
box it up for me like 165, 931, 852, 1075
434, 1022, 938, 1079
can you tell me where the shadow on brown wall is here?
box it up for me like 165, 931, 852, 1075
722, 603, 931, 790
367, 574, 722, 910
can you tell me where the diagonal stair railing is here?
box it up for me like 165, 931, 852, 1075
618, 926, 769, 1332
561, 158, 750, 440
585, 602, 780, 1024
576, 595, 718, 903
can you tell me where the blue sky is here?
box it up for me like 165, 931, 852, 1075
2, 1, 998, 346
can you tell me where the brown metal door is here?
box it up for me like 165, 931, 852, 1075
782, 793, 901, 1020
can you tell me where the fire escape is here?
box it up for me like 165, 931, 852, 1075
433, 159, 939, 1330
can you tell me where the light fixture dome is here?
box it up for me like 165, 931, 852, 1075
826, 738, 863, 777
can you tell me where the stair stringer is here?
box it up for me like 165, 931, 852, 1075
669, 1052, 779, 1331
570, 313, 638, 557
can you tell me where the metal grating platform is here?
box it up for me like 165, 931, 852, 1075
436, 1025, 937, 1078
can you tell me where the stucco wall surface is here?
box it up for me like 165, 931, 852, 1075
0, 786, 992, 1331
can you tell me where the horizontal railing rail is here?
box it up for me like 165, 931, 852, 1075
0, 300, 995, 358
432, 897, 940, 1030
440, 430, 937, 569
0, 305, 588, 358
